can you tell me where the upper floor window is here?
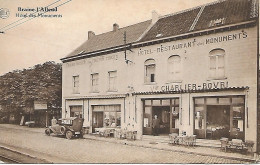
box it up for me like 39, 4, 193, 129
144, 59, 156, 83
72, 75, 79, 93
91, 73, 99, 92
108, 71, 117, 91
209, 49, 225, 79
168, 55, 181, 82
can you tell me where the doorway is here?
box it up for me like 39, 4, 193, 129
92, 112, 103, 132
152, 106, 170, 135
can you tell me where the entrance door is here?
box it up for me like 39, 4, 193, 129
152, 106, 170, 135
206, 105, 230, 139
92, 112, 103, 132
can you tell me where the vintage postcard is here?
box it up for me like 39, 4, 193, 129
0, 0, 259, 163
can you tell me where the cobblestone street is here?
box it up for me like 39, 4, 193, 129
0, 124, 254, 163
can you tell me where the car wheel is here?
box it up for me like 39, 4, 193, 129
60, 126, 66, 135
45, 128, 51, 136
66, 130, 73, 139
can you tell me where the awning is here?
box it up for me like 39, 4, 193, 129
133, 86, 249, 96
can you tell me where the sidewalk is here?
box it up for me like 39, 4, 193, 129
1, 124, 258, 163
82, 134, 257, 163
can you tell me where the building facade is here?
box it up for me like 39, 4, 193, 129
61, 0, 259, 152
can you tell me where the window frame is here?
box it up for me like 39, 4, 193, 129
167, 55, 182, 83
90, 73, 99, 93
72, 75, 80, 94
208, 49, 226, 80
108, 70, 117, 92
144, 59, 156, 84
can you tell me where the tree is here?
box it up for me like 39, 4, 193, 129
0, 61, 62, 123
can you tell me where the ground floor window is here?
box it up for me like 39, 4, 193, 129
194, 96, 245, 140
143, 98, 179, 135
70, 105, 83, 118
92, 105, 121, 132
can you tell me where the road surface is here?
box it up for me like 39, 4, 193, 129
0, 124, 251, 163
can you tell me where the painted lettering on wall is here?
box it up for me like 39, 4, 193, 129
65, 54, 118, 67
205, 31, 247, 44
138, 31, 248, 56
150, 81, 229, 92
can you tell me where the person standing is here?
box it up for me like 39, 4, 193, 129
152, 115, 160, 136
51, 116, 57, 126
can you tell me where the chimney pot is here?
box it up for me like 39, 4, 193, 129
113, 23, 119, 31
88, 31, 95, 39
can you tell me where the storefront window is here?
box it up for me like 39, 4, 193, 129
162, 99, 170, 106
70, 106, 83, 118
153, 100, 161, 106
172, 107, 179, 129
92, 105, 121, 129
206, 97, 218, 104
232, 106, 244, 131
194, 106, 205, 130
195, 98, 204, 104
219, 98, 230, 104
194, 96, 245, 140
144, 107, 151, 127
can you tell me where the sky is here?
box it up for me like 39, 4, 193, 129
0, 0, 217, 76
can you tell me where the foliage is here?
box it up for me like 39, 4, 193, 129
0, 61, 62, 120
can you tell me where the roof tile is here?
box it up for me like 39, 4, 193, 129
66, 20, 152, 58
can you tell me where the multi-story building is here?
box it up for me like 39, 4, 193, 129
61, 0, 259, 152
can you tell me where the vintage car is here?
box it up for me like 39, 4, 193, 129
45, 117, 84, 139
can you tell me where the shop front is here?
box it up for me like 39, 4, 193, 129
92, 104, 121, 132
194, 95, 245, 140
70, 105, 83, 118
142, 98, 179, 136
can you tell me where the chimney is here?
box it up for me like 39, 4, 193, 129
113, 23, 119, 31
88, 31, 95, 39
152, 10, 159, 24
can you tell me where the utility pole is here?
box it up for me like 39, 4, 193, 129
124, 31, 133, 64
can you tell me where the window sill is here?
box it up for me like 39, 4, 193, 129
144, 82, 157, 85
107, 90, 118, 92
90, 91, 99, 93
165, 80, 182, 84
207, 77, 227, 81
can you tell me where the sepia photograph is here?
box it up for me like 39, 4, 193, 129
0, 0, 259, 163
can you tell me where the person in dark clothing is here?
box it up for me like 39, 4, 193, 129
152, 115, 160, 136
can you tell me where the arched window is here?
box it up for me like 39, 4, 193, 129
168, 55, 181, 81
209, 49, 225, 79
144, 59, 156, 83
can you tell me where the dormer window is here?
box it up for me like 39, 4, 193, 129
209, 18, 226, 27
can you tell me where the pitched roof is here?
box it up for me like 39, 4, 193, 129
63, 0, 258, 61
65, 20, 152, 58
140, 0, 258, 42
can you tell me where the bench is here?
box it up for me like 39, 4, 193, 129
220, 138, 254, 153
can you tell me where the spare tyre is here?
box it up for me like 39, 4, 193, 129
60, 126, 66, 135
